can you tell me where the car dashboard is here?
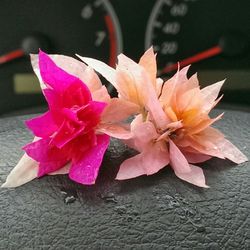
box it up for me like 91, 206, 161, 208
0, 0, 249, 114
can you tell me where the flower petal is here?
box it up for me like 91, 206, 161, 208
138, 47, 157, 88
201, 80, 225, 111
26, 111, 58, 138
174, 164, 209, 188
216, 138, 248, 164
101, 98, 139, 123
169, 139, 191, 174
132, 120, 158, 151
23, 138, 70, 177
49, 163, 70, 175
116, 142, 169, 180
182, 151, 212, 163
1, 154, 38, 188
97, 123, 132, 140
77, 55, 117, 89
39, 51, 91, 101
116, 153, 147, 180
92, 85, 110, 103
187, 112, 224, 135
69, 134, 110, 185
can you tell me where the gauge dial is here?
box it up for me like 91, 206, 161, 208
0, 0, 122, 114
145, 0, 250, 86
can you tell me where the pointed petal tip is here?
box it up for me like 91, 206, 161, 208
1, 182, 8, 188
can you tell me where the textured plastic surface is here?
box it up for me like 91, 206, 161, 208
0, 109, 249, 249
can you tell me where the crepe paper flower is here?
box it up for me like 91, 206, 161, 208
2, 51, 138, 188
80, 49, 247, 187
77, 47, 171, 130
116, 67, 248, 187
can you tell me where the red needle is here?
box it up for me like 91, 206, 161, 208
104, 15, 116, 68
161, 45, 222, 74
0, 49, 25, 65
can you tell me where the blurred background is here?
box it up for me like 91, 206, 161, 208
0, 0, 249, 116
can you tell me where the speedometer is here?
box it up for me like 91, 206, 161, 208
145, 0, 250, 94
0, 0, 122, 114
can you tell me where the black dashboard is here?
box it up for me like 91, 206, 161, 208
0, 0, 250, 114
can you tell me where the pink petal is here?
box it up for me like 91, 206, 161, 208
101, 98, 139, 123
23, 138, 70, 177
39, 51, 91, 102
97, 123, 132, 139
116, 153, 147, 180
215, 138, 248, 164
40, 54, 103, 93
182, 151, 212, 163
132, 121, 159, 152
201, 80, 225, 111
62, 81, 93, 107
69, 134, 110, 185
51, 119, 86, 149
1, 153, 38, 188
116, 142, 169, 180
169, 139, 191, 174
49, 163, 70, 175
174, 164, 209, 188
77, 101, 107, 130
26, 111, 58, 138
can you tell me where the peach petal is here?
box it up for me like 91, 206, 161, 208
188, 112, 224, 135
174, 164, 209, 188
138, 47, 157, 88
177, 73, 199, 96
178, 87, 202, 112
101, 98, 139, 123
201, 80, 225, 111
97, 123, 132, 140
92, 86, 110, 103
186, 136, 225, 159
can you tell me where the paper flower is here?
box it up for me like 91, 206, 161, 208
81, 48, 248, 188
2, 51, 137, 187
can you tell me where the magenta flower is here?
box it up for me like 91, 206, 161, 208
2, 51, 137, 187
26, 51, 110, 185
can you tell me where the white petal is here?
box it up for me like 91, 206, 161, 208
1, 154, 38, 188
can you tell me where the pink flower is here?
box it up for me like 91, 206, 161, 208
2, 51, 137, 187
81, 48, 248, 188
